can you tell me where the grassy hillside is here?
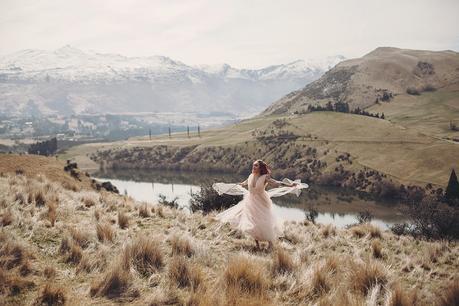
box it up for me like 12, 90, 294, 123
64, 111, 458, 188
0, 155, 458, 305
263, 47, 459, 115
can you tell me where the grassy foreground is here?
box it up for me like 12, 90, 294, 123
0, 154, 458, 305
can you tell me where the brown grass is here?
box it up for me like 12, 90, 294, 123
170, 235, 194, 257
0, 209, 13, 226
43, 266, 56, 279
272, 247, 295, 275
139, 203, 150, 218
90, 261, 139, 300
0, 239, 29, 270
438, 280, 459, 306
124, 236, 163, 276
350, 260, 388, 295
0, 267, 35, 296
65, 242, 83, 265
371, 239, 383, 259
310, 266, 330, 297
19, 260, 32, 276
96, 223, 115, 242
94, 208, 101, 221
320, 224, 336, 238
223, 255, 268, 297
34, 283, 66, 306
70, 227, 91, 249
82, 196, 96, 208
118, 211, 129, 229
47, 201, 57, 226
351, 224, 382, 239
387, 283, 419, 306
168, 256, 204, 290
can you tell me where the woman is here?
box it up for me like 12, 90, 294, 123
213, 160, 308, 249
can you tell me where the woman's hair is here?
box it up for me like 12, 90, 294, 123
255, 159, 271, 176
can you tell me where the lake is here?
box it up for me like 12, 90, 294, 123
94, 169, 408, 229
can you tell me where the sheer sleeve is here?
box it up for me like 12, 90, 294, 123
266, 178, 309, 198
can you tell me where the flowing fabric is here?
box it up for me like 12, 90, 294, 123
212, 174, 308, 242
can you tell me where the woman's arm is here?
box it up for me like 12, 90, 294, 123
238, 179, 248, 187
267, 176, 297, 188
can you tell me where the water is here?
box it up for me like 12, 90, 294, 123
94, 169, 408, 229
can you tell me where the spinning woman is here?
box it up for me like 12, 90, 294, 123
213, 160, 308, 249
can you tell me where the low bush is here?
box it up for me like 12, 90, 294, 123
190, 184, 242, 214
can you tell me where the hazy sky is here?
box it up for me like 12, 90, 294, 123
1, 0, 458, 68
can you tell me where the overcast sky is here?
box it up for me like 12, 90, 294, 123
1, 0, 458, 68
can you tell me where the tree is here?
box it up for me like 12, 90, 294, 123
445, 169, 459, 205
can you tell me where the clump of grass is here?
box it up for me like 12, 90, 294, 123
223, 255, 268, 297
425, 243, 443, 263
386, 283, 418, 306
77, 251, 107, 274
34, 283, 66, 306
47, 201, 57, 227
168, 256, 204, 290
19, 259, 32, 276
351, 224, 382, 239
371, 239, 383, 259
170, 235, 194, 257
70, 228, 91, 249
59, 236, 82, 264
82, 196, 97, 208
118, 211, 129, 229
96, 223, 115, 243
0, 239, 29, 270
350, 260, 388, 295
438, 280, 459, 306
28, 187, 46, 207
139, 203, 150, 218
0, 267, 35, 296
43, 266, 56, 279
124, 236, 163, 276
154, 205, 164, 218
310, 266, 330, 297
321, 224, 336, 238
90, 260, 139, 300
0, 209, 13, 226
94, 209, 101, 221
272, 247, 295, 275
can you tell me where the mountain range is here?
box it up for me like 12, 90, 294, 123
0, 46, 344, 117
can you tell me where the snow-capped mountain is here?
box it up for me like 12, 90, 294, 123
0, 46, 344, 117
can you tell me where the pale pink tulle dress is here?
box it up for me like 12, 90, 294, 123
213, 174, 308, 242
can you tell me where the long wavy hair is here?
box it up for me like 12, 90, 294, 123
255, 159, 271, 176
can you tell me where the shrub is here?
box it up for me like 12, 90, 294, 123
357, 210, 373, 224
406, 87, 420, 95
408, 196, 459, 239
158, 194, 179, 209
190, 184, 242, 214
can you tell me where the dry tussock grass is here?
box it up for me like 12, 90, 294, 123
351, 223, 382, 239
47, 200, 57, 226
34, 283, 66, 306
350, 260, 388, 295
272, 247, 295, 275
168, 255, 204, 290
0, 208, 13, 226
170, 235, 194, 257
386, 283, 419, 306
124, 236, 163, 276
139, 203, 150, 218
90, 259, 139, 300
118, 210, 129, 229
0, 161, 457, 305
96, 223, 115, 242
438, 279, 459, 306
223, 255, 269, 299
